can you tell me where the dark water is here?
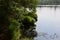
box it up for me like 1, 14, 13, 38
34, 7, 60, 40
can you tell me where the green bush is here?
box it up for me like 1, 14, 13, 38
0, 0, 38, 40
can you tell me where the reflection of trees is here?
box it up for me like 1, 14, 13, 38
50, 33, 59, 40
38, 32, 59, 40
39, 0, 60, 5
22, 28, 37, 38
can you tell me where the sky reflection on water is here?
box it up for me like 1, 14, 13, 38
34, 7, 60, 40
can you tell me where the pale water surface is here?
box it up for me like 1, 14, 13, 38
34, 7, 60, 40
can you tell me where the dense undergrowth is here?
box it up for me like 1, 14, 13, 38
0, 0, 38, 40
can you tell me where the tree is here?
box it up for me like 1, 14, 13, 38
0, 0, 38, 40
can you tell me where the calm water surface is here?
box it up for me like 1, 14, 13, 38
34, 7, 60, 40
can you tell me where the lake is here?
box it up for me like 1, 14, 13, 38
34, 7, 60, 40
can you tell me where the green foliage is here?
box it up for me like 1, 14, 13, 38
9, 19, 20, 31
0, 0, 38, 40
8, 19, 21, 40
21, 16, 36, 29
27, 12, 37, 21
19, 0, 38, 8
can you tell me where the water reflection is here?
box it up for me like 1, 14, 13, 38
34, 7, 60, 40
34, 32, 59, 40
